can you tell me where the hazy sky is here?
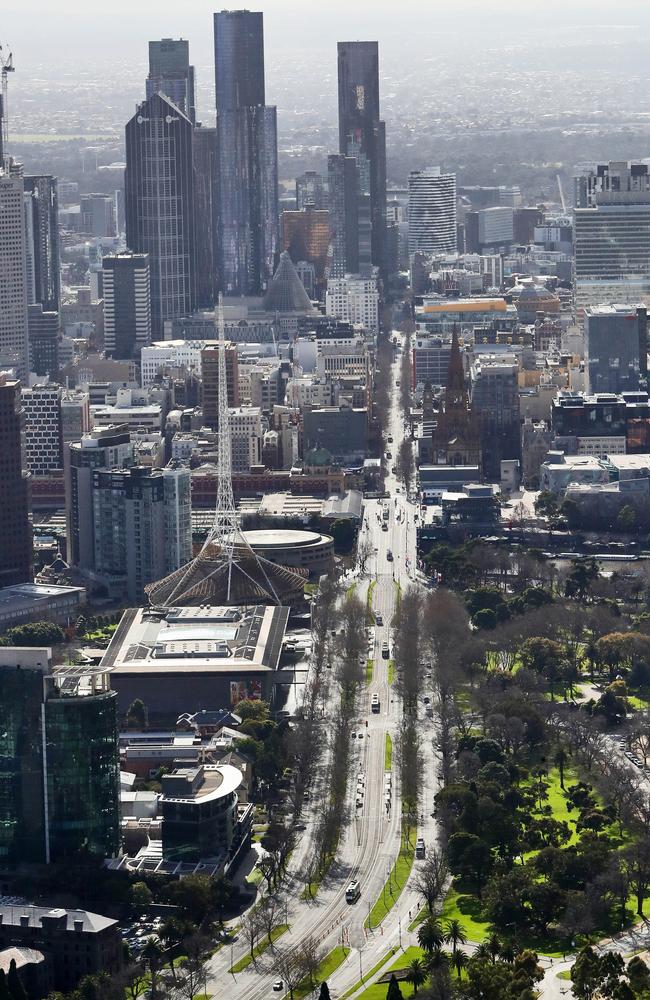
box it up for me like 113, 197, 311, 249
10, 0, 650, 70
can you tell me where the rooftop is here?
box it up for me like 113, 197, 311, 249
0, 905, 116, 934
101, 605, 289, 676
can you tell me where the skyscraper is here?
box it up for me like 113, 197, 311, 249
23, 175, 60, 312
147, 38, 196, 123
27, 303, 59, 377
214, 10, 265, 113
337, 41, 387, 273
296, 171, 328, 211
0, 375, 32, 586
281, 207, 330, 286
193, 126, 219, 309
0, 172, 30, 378
572, 160, 650, 313
125, 92, 196, 336
584, 304, 646, 394
408, 168, 457, 256
66, 426, 135, 572
0, 648, 120, 864
328, 154, 359, 277
214, 9, 279, 294
22, 382, 63, 477
102, 251, 152, 358
92, 466, 192, 602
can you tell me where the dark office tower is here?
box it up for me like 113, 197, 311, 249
328, 154, 359, 277
28, 303, 59, 377
214, 9, 279, 294
102, 252, 151, 358
147, 38, 196, 124
125, 93, 196, 337
0, 650, 120, 865
193, 126, 218, 309
0, 375, 32, 587
296, 170, 328, 210
23, 175, 60, 313
337, 41, 387, 273
214, 10, 265, 113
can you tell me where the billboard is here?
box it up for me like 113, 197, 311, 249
229, 679, 262, 706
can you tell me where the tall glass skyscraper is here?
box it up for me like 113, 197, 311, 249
213, 10, 279, 295
125, 92, 197, 336
0, 650, 120, 865
147, 38, 196, 124
23, 175, 60, 313
337, 41, 387, 275
328, 154, 360, 277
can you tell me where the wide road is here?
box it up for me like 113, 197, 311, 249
206, 333, 437, 1000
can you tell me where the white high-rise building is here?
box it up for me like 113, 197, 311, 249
229, 405, 263, 472
22, 383, 63, 476
408, 168, 457, 256
0, 173, 30, 379
325, 274, 379, 334
102, 252, 152, 359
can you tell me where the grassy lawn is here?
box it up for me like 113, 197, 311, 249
367, 580, 377, 623
441, 765, 637, 956
346, 582, 357, 598
355, 946, 423, 1000
385, 733, 392, 771
628, 694, 650, 710
441, 886, 491, 943
293, 946, 350, 999
230, 924, 288, 972
388, 660, 395, 685
366, 659, 374, 685
246, 867, 264, 886
365, 825, 414, 929
340, 948, 398, 999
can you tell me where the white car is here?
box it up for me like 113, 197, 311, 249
273, 981, 284, 992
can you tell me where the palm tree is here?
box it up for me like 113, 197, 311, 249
444, 918, 467, 958
452, 950, 467, 980
553, 746, 569, 790
142, 937, 163, 999
500, 941, 516, 964
425, 948, 449, 974
474, 942, 492, 962
486, 932, 501, 964
417, 916, 444, 954
405, 958, 428, 996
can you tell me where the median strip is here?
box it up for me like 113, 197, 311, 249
364, 823, 414, 930
230, 923, 289, 972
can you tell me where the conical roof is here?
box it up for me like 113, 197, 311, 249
262, 251, 314, 313
145, 542, 308, 608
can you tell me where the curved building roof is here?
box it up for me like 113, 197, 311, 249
145, 542, 307, 607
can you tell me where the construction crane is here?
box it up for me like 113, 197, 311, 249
0, 45, 15, 164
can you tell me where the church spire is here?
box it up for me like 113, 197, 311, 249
446, 325, 467, 406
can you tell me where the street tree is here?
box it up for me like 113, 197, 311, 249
273, 949, 309, 1000
240, 908, 263, 961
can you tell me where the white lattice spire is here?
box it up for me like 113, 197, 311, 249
159, 294, 281, 607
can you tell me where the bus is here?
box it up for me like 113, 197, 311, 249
371, 693, 380, 713
345, 880, 361, 903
